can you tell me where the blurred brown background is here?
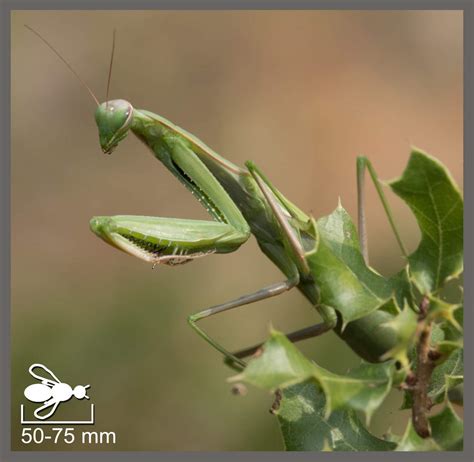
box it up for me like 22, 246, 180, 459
11, 10, 462, 451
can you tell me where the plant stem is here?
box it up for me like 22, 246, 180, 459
411, 296, 436, 438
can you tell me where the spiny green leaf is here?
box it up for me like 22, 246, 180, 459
401, 347, 464, 410
395, 420, 440, 451
379, 304, 418, 368
431, 321, 446, 344
389, 266, 415, 310
427, 295, 462, 332
431, 304, 463, 366
307, 204, 394, 325
230, 329, 311, 390
335, 308, 402, 364
447, 383, 463, 405
441, 304, 463, 343
436, 340, 463, 357
429, 348, 463, 405
429, 402, 463, 450
230, 329, 393, 423
389, 149, 463, 294
400, 383, 464, 449
321, 360, 394, 424
276, 381, 396, 451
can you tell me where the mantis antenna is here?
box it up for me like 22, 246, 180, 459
24, 25, 100, 106
105, 29, 116, 109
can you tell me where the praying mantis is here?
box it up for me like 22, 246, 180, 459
27, 27, 424, 373
90, 106, 406, 371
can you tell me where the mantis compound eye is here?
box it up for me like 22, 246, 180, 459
95, 99, 133, 154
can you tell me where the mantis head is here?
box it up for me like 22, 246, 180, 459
95, 100, 133, 154
25, 27, 127, 154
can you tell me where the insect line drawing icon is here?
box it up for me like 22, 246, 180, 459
23, 363, 90, 420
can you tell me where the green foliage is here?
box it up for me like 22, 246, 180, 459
379, 304, 418, 367
276, 381, 396, 451
231, 149, 463, 451
395, 420, 441, 451
395, 402, 463, 451
429, 402, 463, 450
230, 330, 394, 423
428, 348, 463, 405
389, 150, 463, 294
309, 204, 395, 325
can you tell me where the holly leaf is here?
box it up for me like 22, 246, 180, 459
276, 381, 396, 451
394, 407, 462, 453
395, 421, 440, 451
427, 295, 462, 332
308, 203, 394, 325
379, 304, 418, 368
389, 149, 463, 294
401, 347, 464, 409
230, 329, 393, 423
447, 383, 463, 405
429, 402, 463, 450
440, 304, 463, 342
389, 266, 415, 310
429, 348, 463, 405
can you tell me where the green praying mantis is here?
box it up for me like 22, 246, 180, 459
28, 27, 436, 373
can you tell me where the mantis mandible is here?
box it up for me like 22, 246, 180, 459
28, 27, 410, 372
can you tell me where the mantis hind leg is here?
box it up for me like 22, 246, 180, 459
227, 320, 332, 367
357, 156, 408, 264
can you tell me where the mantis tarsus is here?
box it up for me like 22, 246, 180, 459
29, 27, 410, 373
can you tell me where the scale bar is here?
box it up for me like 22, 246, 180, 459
20, 404, 95, 425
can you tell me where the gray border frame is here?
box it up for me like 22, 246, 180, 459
1, 0, 472, 460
